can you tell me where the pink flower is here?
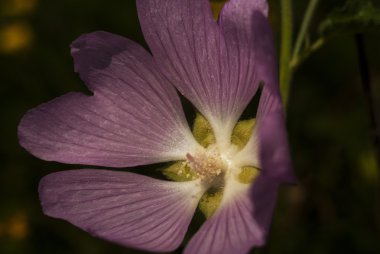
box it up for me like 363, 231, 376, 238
18, 0, 294, 253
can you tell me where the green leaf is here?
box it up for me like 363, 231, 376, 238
319, 0, 380, 36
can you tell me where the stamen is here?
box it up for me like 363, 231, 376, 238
186, 147, 226, 183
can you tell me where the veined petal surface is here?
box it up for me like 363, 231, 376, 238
18, 31, 200, 167
39, 169, 205, 252
185, 176, 279, 254
137, 0, 262, 146
219, 0, 278, 92
218, 0, 269, 115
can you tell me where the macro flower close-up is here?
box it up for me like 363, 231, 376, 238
17, 0, 295, 253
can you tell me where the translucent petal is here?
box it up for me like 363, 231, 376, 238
39, 169, 205, 252
18, 31, 200, 167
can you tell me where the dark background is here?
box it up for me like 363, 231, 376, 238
0, 0, 379, 253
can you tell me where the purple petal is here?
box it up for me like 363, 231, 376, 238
258, 107, 295, 183
256, 87, 283, 119
249, 175, 280, 239
219, 0, 268, 19
136, 0, 260, 144
218, 0, 277, 88
235, 88, 295, 183
219, 0, 277, 93
185, 177, 279, 254
39, 169, 205, 252
18, 31, 200, 167
257, 87, 295, 183
251, 11, 279, 94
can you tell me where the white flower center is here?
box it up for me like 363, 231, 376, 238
186, 144, 240, 187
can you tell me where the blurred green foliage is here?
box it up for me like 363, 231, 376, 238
319, 0, 380, 36
0, 0, 379, 253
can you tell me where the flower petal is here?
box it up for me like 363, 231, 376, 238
185, 176, 279, 254
39, 169, 205, 252
219, 0, 278, 100
234, 88, 295, 183
258, 109, 295, 183
18, 31, 201, 167
136, 0, 260, 147
220, 0, 268, 18
219, 0, 278, 92
257, 88, 295, 183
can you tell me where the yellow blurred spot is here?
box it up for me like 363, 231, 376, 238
210, 1, 226, 20
0, 22, 33, 54
1, 0, 39, 16
286, 185, 305, 205
7, 213, 28, 239
358, 151, 379, 184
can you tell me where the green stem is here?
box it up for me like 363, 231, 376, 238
291, 37, 325, 69
292, 0, 320, 60
280, 0, 293, 109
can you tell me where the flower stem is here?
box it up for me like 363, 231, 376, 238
355, 34, 380, 167
280, 0, 321, 110
290, 37, 325, 69
280, 0, 293, 109
292, 0, 319, 60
